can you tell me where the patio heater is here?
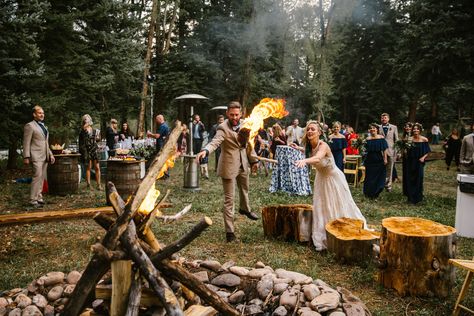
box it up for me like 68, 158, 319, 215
174, 93, 209, 191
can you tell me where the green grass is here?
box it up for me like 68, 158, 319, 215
0, 153, 473, 315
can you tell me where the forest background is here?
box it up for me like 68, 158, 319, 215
1, 0, 473, 168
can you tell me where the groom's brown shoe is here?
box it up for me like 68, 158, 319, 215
239, 209, 259, 220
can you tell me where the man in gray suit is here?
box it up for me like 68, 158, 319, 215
378, 113, 398, 191
23, 105, 55, 207
196, 101, 259, 242
460, 122, 474, 174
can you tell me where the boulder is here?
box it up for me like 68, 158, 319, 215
211, 274, 241, 287
275, 269, 312, 285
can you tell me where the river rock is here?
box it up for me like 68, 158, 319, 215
43, 305, 54, 316
32, 294, 48, 309
255, 261, 266, 268
337, 287, 370, 316
8, 308, 21, 316
66, 271, 81, 285
273, 283, 289, 295
47, 286, 63, 301
205, 284, 221, 292
257, 277, 273, 299
229, 266, 249, 276
272, 306, 288, 316
14, 294, 31, 309
279, 289, 299, 309
249, 298, 263, 306
310, 292, 341, 313
216, 291, 230, 299
37, 272, 64, 287
27, 281, 38, 294
0, 298, 7, 307
221, 260, 235, 271
63, 284, 75, 297
21, 305, 42, 316
247, 268, 272, 279
228, 290, 245, 304
327, 310, 346, 316
192, 271, 209, 283
314, 279, 338, 294
0, 306, 6, 316
275, 269, 312, 284
200, 260, 222, 272
245, 304, 263, 315
303, 284, 321, 301
211, 273, 240, 287
274, 277, 292, 284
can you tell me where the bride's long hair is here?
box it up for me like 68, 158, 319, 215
301, 120, 323, 148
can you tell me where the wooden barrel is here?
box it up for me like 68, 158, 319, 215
262, 204, 312, 242
47, 154, 80, 195
378, 217, 456, 298
106, 160, 141, 204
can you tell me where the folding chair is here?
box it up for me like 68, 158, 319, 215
344, 155, 360, 187
449, 257, 474, 315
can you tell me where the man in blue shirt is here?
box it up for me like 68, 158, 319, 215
147, 114, 170, 177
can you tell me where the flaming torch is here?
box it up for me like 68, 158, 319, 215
239, 98, 288, 148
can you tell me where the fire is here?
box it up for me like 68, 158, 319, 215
139, 153, 177, 215
241, 98, 288, 146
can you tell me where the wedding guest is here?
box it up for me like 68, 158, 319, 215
460, 122, 474, 174
328, 121, 347, 171
209, 115, 225, 171
286, 118, 304, 146
363, 123, 388, 199
378, 113, 398, 192
405, 123, 431, 204
105, 118, 119, 157
431, 123, 442, 145
444, 128, 461, 171
119, 122, 134, 141
79, 114, 102, 190
147, 114, 170, 178
401, 122, 413, 196
345, 126, 359, 155
270, 123, 287, 158
294, 121, 367, 251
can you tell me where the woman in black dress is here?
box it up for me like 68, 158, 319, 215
79, 114, 102, 190
401, 122, 413, 196
363, 123, 388, 199
405, 123, 430, 204
328, 121, 348, 172
444, 128, 462, 171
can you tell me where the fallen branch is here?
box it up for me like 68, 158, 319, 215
158, 204, 192, 223
125, 270, 142, 316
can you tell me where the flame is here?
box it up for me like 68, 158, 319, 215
139, 153, 177, 215
241, 98, 288, 146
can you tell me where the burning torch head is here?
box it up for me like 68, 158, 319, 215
237, 127, 251, 148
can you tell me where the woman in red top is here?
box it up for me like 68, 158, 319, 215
345, 126, 359, 155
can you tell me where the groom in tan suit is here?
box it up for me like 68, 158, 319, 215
378, 113, 398, 191
23, 105, 55, 207
196, 101, 259, 242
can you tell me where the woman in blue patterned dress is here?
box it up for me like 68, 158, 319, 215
405, 123, 431, 204
363, 123, 388, 199
328, 121, 347, 171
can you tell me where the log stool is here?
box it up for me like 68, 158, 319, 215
262, 204, 312, 242
378, 217, 456, 297
326, 217, 379, 264
449, 257, 474, 315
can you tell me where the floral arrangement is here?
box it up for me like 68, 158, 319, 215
352, 137, 367, 155
130, 143, 156, 160
395, 137, 414, 152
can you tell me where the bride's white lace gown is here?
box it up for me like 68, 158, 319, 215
311, 156, 367, 250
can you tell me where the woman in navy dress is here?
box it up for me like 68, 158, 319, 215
328, 121, 347, 171
405, 123, 431, 204
401, 122, 413, 196
363, 123, 388, 198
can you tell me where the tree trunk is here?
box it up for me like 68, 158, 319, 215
7, 140, 19, 169
137, 0, 159, 137
431, 98, 438, 123
262, 204, 312, 242
408, 99, 417, 123
326, 217, 379, 264
378, 217, 456, 298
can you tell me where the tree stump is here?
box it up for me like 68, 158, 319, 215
262, 204, 312, 242
326, 217, 380, 264
378, 217, 456, 297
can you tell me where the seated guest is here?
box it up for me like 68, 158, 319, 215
345, 126, 359, 155
363, 123, 388, 199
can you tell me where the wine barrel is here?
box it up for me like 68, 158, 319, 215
106, 160, 141, 204
47, 154, 81, 195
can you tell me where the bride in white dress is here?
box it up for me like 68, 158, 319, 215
292, 121, 367, 251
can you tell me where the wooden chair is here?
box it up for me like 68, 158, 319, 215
449, 257, 474, 315
344, 155, 360, 187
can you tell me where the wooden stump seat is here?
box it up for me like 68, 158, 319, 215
326, 217, 380, 264
262, 204, 312, 242
378, 217, 456, 298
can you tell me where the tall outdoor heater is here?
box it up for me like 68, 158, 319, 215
174, 93, 209, 190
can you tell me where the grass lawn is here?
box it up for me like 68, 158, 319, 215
1, 148, 473, 315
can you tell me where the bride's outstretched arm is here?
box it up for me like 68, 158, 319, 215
294, 142, 328, 168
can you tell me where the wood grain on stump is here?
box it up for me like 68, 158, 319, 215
326, 217, 379, 264
378, 217, 456, 297
262, 204, 312, 242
